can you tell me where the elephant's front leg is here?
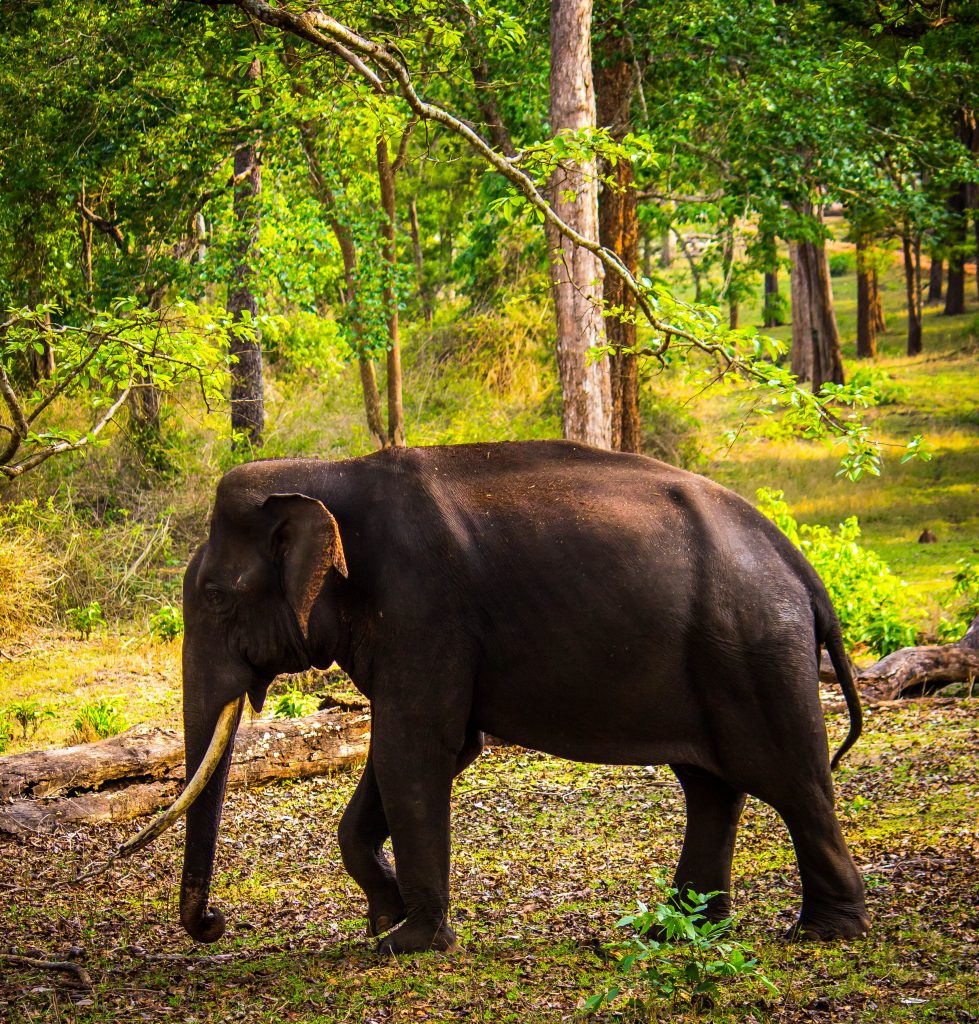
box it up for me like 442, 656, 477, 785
371, 707, 463, 955
338, 753, 406, 937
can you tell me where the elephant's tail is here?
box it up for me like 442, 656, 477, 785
819, 607, 863, 771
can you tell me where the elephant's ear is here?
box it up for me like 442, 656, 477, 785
263, 493, 348, 639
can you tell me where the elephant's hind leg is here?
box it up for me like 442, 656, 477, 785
774, 781, 870, 940
670, 765, 746, 921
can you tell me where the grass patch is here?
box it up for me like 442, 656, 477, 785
0, 699, 976, 1022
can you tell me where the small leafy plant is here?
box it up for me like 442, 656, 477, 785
585, 888, 775, 1017
272, 685, 319, 719
4, 699, 56, 740
71, 697, 128, 743
0, 714, 14, 753
757, 489, 919, 656
828, 250, 857, 277
67, 600, 106, 639
845, 366, 910, 407
149, 603, 184, 642
936, 560, 979, 643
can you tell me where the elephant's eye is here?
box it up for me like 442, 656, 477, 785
204, 584, 229, 609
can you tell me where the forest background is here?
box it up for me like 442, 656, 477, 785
0, 2, 977, 1019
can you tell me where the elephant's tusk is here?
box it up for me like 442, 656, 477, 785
114, 697, 243, 859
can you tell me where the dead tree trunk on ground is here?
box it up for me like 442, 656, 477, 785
819, 615, 979, 701
0, 707, 370, 835
859, 615, 979, 701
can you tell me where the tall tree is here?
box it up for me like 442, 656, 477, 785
228, 56, 264, 448
595, 4, 640, 453
789, 214, 845, 391
546, 0, 612, 448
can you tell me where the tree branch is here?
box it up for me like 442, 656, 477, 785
0, 386, 131, 480
75, 200, 128, 255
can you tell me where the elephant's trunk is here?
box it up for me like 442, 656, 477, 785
179, 691, 244, 943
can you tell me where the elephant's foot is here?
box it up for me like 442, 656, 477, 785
366, 891, 407, 937
787, 903, 871, 941
375, 919, 459, 955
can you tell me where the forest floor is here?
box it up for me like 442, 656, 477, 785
1, 695, 977, 1023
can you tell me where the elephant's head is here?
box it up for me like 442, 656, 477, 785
178, 476, 348, 942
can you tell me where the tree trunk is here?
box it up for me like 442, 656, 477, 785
660, 227, 673, 268
927, 251, 943, 304
856, 234, 877, 359
228, 57, 265, 449
947, 105, 978, 312
595, 9, 640, 453
300, 132, 388, 449
789, 230, 845, 390
678, 232, 703, 303
870, 265, 887, 333
722, 212, 738, 330
328, 213, 387, 449
763, 270, 782, 328
27, 309, 55, 382
408, 197, 433, 326
902, 226, 923, 356
546, 0, 612, 448
376, 137, 405, 447
943, 184, 968, 316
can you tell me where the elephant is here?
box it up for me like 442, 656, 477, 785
175, 439, 870, 954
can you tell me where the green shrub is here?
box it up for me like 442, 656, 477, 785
641, 393, 704, 470
762, 289, 789, 326
3, 699, 56, 740
0, 715, 12, 753
585, 888, 775, 1016
828, 250, 857, 276
71, 697, 128, 743
936, 560, 979, 643
846, 366, 910, 407
271, 685, 319, 719
149, 603, 184, 642
67, 601, 106, 639
757, 489, 919, 656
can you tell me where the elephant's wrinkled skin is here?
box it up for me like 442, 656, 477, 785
180, 440, 870, 952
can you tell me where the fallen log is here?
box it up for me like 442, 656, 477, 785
820, 613, 979, 701
0, 708, 370, 836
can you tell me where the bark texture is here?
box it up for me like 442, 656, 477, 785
927, 252, 943, 304
546, 0, 612, 448
595, 11, 640, 453
856, 235, 877, 359
228, 57, 265, 448
789, 233, 845, 390
943, 184, 968, 317
763, 268, 782, 327
376, 137, 405, 447
0, 708, 370, 835
902, 227, 923, 356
